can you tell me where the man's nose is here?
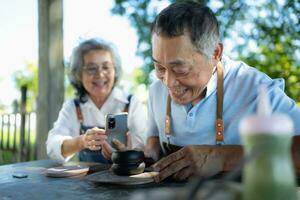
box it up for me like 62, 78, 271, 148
163, 71, 177, 88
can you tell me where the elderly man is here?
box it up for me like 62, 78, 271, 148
144, 1, 300, 182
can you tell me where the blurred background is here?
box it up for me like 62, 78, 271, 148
0, 0, 299, 164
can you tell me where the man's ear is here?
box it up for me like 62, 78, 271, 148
212, 43, 223, 66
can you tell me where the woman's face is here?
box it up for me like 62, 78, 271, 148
81, 49, 115, 102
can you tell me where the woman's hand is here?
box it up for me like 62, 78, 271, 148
101, 132, 132, 160
80, 127, 107, 151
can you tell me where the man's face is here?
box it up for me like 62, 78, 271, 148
152, 33, 217, 105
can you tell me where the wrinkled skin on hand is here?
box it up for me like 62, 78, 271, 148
81, 127, 107, 151
151, 145, 243, 182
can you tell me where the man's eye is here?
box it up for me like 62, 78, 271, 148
175, 71, 188, 75
174, 68, 189, 75
156, 67, 165, 73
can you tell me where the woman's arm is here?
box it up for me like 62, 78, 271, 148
61, 135, 84, 158
46, 101, 79, 161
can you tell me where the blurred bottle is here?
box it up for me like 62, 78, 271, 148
239, 85, 297, 200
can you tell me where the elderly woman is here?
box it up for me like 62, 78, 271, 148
46, 38, 146, 163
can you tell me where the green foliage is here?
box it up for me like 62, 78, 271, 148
0, 78, 5, 112
235, 1, 300, 101
112, 0, 163, 85
112, 0, 300, 101
13, 62, 38, 112
13, 62, 74, 112
0, 126, 36, 164
64, 62, 76, 100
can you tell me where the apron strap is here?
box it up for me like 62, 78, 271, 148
123, 94, 133, 113
73, 99, 85, 134
74, 99, 83, 123
165, 95, 172, 145
216, 61, 224, 144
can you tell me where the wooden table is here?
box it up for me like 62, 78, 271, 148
0, 159, 184, 200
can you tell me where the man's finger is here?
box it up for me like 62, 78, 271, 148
152, 150, 185, 171
197, 155, 224, 177
154, 157, 188, 182
173, 167, 193, 181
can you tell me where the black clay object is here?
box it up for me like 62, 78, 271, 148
111, 150, 145, 176
112, 162, 145, 176
112, 150, 144, 164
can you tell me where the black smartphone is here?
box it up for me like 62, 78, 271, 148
105, 113, 128, 149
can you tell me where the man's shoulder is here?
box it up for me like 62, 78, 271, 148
224, 57, 285, 95
226, 58, 278, 86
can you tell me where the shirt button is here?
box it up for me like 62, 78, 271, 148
189, 113, 193, 117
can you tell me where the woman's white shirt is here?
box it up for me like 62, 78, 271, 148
46, 87, 147, 162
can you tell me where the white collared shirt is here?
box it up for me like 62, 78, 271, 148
46, 87, 146, 162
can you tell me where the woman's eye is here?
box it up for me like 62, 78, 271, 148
87, 67, 98, 72
102, 65, 109, 70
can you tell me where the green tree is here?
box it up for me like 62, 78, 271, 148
64, 62, 75, 101
112, 0, 300, 101
13, 62, 74, 112
236, 1, 300, 100
13, 62, 38, 112
0, 78, 6, 112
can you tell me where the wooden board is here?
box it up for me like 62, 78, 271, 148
86, 169, 159, 185
44, 165, 90, 178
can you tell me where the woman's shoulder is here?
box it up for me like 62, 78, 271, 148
60, 98, 79, 111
